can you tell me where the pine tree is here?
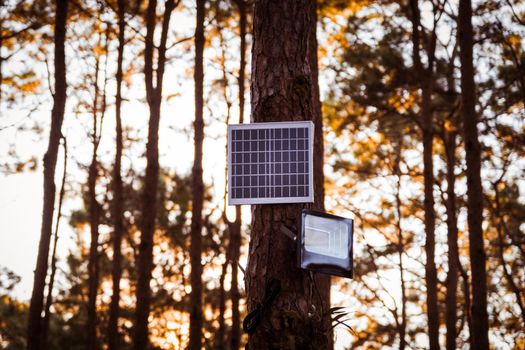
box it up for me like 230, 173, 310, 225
189, 0, 205, 348
245, 1, 330, 348
27, 1, 68, 348
458, 0, 490, 348
107, 0, 127, 348
134, 0, 176, 348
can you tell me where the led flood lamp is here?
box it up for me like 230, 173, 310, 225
298, 209, 354, 278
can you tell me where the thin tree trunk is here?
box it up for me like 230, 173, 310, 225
246, 1, 329, 348
422, 56, 440, 350
394, 140, 407, 350
229, 215, 241, 349
444, 130, 459, 350
189, 0, 205, 348
86, 29, 104, 350
458, 254, 472, 344
108, 1, 126, 348
216, 1, 242, 343
42, 136, 67, 347
458, 1, 490, 348
421, 41, 440, 350
134, 1, 175, 348
492, 182, 525, 324
217, 254, 228, 349
422, 58, 439, 350
409, 1, 439, 348
27, 1, 68, 349
236, 0, 246, 128
230, 2, 247, 348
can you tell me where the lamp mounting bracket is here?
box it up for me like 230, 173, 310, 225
280, 224, 297, 241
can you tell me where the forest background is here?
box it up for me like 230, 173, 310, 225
0, 0, 524, 349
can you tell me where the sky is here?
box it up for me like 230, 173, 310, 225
0, 171, 42, 297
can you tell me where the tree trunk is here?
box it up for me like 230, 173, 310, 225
393, 140, 407, 350
108, 1, 126, 349
492, 182, 525, 324
421, 79, 439, 350
444, 130, 459, 350
230, 2, 247, 348
229, 214, 242, 349
245, 1, 330, 349
86, 28, 104, 350
458, 1, 490, 349
189, 0, 205, 348
458, 254, 472, 345
86, 151, 100, 350
134, 34, 160, 350
42, 136, 67, 348
217, 258, 227, 349
408, 1, 439, 348
134, 1, 175, 348
27, 1, 68, 349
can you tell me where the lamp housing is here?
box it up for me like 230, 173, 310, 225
298, 209, 354, 278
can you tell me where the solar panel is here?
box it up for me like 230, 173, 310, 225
227, 121, 314, 205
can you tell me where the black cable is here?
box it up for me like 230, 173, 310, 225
242, 278, 281, 333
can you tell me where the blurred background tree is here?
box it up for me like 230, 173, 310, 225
0, 0, 523, 349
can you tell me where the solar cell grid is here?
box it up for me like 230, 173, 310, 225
228, 121, 314, 205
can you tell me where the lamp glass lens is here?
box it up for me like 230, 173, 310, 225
304, 214, 348, 259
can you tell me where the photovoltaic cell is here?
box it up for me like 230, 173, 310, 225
227, 121, 314, 205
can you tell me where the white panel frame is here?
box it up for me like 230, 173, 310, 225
227, 121, 314, 205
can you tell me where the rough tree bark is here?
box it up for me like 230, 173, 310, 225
107, 1, 126, 348
27, 1, 68, 349
134, 0, 175, 349
189, 0, 205, 348
458, 0, 490, 349
245, 1, 330, 349
408, 1, 439, 348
